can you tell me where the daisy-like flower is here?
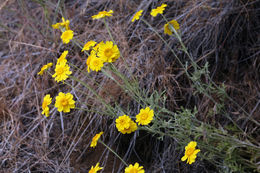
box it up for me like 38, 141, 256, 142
61, 30, 74, 44
41, 94, 52, 117
120, 120, 138, 134
92, 10, 113, 20
115, 115, 137, 134
125, 163, 145, 173
89, 163, 103, 173
89, 55, 104, 72
136, 107, 154, 125
52, 17, 70, 30
131, 10, 143, 22
90, 132, 103, 148
150, 3, 167, 17
55, 92, 75, 113
82, 41, 97, 52
181, 141, 200, 164
98, 41, 120, 63
52, 62, 72, 82
38, 63, 53, 75
57, 50, 68, 64
164, 19, 180, 35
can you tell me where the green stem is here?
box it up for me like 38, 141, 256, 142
99, 140, 128, 166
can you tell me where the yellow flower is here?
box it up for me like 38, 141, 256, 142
57, 50, 68, 64
89, 55, 104, 72
164, 19, 180, 35
150, 3, 167, 17
98, 41, 120, 63
38, 63, 53, 75
82, 41, 97, 52
120, 120, 137, 134
90, 132, 103, 148
181, 141, 200, 164
93, 41, 104, 52
41, 94, 52, 117
89, 163, 103, 173
92, 10, 113, 20
52, 62, 72, 82
125, 163, 145, 173
55, 92, 75, 113
52, 17, 70, 30
61, 30, 74, 44
131, 10, 143, 22
115, 115, 137, 134
136, 107, 154, 125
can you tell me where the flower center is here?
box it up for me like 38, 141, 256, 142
57, 67, 64, 75
186, 148, 195, 156
104, 48, 113, 57
93, 59, 100, 67
141, 113, 148, 120
61, 98, 68, 106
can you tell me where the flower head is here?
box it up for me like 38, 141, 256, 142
82, 41, 97, 52
61, 30, 74, 44
42, 94, 52, 117
131, 10, 143, 22
164, 19, 180, 35
125, 163, 145, 173
98, 41, 120, 63
181, 141, 200, 164
116, 115, 137, 134
150, 3, 167, 17
38, 63, 53, 75
52, 17, 70, 30
52, 62, 72, 82
89, 163, 103, 173
136, 107, 154, 125
92, 10, 113, 20
90, 132, 103, 148
89, 54, 104, 72
57, 50, 68, 64
55, 92, 75, 113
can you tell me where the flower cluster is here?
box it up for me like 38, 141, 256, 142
52, 50, 72, 83
115, 107, 154, 134
82, 40, 120, 72
115, 115, 138, 134
52, 17, 74, 44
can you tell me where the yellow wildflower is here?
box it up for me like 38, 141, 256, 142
57, 50, 68, 64
115, 115, 137, 134
131, 10, 143, 22
55, 92, 75, 113
41, 94, 52, 117
90, 132, 103, 148
92, 10, 113, 20
52, 62, 72, 83
98, 41, 120, 63
82, 41, 97, 52
38, 63, 53, 75
125, 163, 145, 173
89, 163, 103, 173
93, 41, 104, 53
89, 55, 104, 72
52, 17, 70, 30
164, 19, 180, 35
120, 120, 137, 134
181, 141, 200, 164
136, 107, 154, 125
150, 3, 167, 17
61, 30, 74, 44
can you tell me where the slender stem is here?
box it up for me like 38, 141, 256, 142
99, 140, 128, 166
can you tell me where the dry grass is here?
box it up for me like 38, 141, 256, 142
0, 0, 259, 172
